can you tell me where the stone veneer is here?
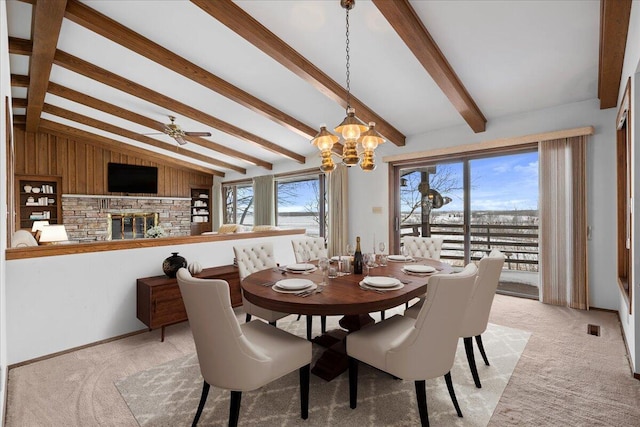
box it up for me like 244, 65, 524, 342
62, 195, 191, 242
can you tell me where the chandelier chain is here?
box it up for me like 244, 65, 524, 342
345, 9, 351, 113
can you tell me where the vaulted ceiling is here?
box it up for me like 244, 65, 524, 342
5, 0, 631, 178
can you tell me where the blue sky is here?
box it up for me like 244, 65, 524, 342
277, 151, 539, 213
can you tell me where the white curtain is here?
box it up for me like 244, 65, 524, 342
539, 136, 588, 309
327, 164, 348, 257
253, 175, 275, 226
211, 176, 223, 231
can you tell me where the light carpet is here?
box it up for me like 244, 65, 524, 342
115, 319, 530, 427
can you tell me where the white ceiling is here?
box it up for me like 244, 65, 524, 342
5, 0, 601, 177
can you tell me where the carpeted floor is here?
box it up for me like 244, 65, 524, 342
5, 295, 640, 426
114, 321, 529, 426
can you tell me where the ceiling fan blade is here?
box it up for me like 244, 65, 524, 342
174, 135, 188, 146
184, 132, 212, 137
142, 132, 165, 136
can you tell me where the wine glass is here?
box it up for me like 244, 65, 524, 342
378, 242, 386, 254
363, 253, 375, 277
346, 243, 354, 257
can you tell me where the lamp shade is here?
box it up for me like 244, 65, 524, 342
38, 225, 68, 244
31, 220, 50, 233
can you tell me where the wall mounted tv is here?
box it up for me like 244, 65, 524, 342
107, 163, 158, 194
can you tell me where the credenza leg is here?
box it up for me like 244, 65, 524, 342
161, 326, 165, 342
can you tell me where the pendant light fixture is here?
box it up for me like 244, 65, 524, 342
311, 0, 385, 173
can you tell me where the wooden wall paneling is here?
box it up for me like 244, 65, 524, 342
93, 147, 103, 193
56, 136, 67, 193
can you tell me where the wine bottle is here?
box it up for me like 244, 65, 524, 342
353, 236, 363, 274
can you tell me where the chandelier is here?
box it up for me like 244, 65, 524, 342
311, 0, 385, 173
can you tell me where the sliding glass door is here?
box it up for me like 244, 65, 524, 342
392, 149, 539, 298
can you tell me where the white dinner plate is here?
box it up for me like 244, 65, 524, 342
286, 263, 316, 271
388, 255, 413, 262
272, 282, 318, 294
363, 276, 401, 288
403, 265, 436, 274
274, 278, 315, 290
359, 282, 404, 292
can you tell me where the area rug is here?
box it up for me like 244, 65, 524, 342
115, 319, 530, 426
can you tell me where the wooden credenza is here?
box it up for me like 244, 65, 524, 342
137, 264, 241, 341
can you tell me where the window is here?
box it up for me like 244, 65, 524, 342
223, 183, 254, 226
276, 174, 326, 237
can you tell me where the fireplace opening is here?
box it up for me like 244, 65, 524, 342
108, 213, 158, 240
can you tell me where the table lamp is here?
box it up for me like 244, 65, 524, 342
37, 225, 68, 245
31, 220, 49, 234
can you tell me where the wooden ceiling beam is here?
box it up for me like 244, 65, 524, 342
47, 82, 272, 170
598, 0, 632, 109
38, 119, 223, 176
42, 103, 243, 174
192, 0, 406, 147
26, 0, 67, 132
372, 0, 486, 133
12, 98, 28, 109
52, 50, 306, 163
63, 0, 317, 140
11, 74, 30, 87
8, 37, 33, 55
13, 115, 27, 125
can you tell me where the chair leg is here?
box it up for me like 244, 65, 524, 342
269, 321, 277, 327
245, 313, 251, 323
348, 357, 358, 409
475, 334, 490, 366
464, 336, 482, 388
306, 315, 313, 341
296, 314, 302, 321
405, 302, 409, 309
380, 310, 385, 320
192, 381, 210, 427
299, 364, 310, 419
229, 391, 242, 427
414, 380, 429, 427
444, 372, 463, 418
321, 315, 327, 334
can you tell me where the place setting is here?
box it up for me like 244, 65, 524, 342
271, 278, 318, 296
283, 263, 317, 274
402, 264, 438, 276
359, 276, 404, 293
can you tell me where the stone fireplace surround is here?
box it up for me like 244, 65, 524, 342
62, 195, 191, 242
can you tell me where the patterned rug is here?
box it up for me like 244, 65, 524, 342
115, 317, 530, 426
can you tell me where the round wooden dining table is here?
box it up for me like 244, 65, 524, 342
242, 257, 453, 381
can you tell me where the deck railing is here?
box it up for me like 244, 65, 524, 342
401, 223, 539, 271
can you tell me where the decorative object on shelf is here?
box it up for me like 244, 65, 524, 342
310, 0, 385, 173
145, 225, 167, 238
23, 185, 32, 193
32, 187, 41, 193
162, 252, 187, 278
188, 261, 203, 275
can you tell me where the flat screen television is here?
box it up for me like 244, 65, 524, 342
107, 162, 158, 194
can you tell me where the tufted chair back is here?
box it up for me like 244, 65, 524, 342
234, 242, 277, 281
459, 250, 505, 338
402, 236, 444, 259
387, 263, 477, 379
12, 230, 38, 247
291, 237, 327, 263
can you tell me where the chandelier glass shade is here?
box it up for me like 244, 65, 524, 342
310, 0, 385, 173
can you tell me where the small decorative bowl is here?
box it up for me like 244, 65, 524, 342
32, 187, 41, 193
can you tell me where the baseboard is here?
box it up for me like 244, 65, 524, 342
8, 328, 148, 369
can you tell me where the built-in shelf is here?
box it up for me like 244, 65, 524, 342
16, 174, 63, 230
190, 187, 212, 235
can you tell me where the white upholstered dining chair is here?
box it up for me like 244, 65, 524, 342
347, 263, 478, 427
405, 250, 505, 389
291, 237, 327, 262
233, 242, 288, 325
176, 269, 311, 426
402, 236, 444, 259
291, 237, 328, 339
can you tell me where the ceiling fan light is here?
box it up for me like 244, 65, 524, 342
175, 135, 187, 145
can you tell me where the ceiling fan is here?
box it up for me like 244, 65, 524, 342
153, 116, 211, 145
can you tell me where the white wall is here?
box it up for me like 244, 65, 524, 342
5, 233, 302, 364
617, 0, 640, 374
0, 0, 12, 421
